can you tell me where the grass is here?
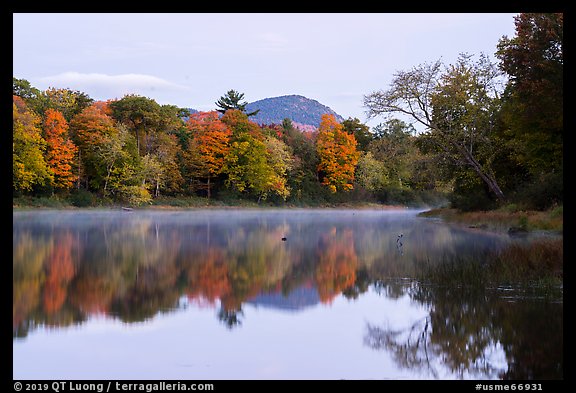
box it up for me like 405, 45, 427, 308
419, 204, 563, 233
13, 195, 73, 209
14, 194, 407, 210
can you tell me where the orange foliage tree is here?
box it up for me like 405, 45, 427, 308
316, 114, 360, 193
43, 232, 76, 315
314, 228, 358, 303
70, 102, 115, 148
43, 109, 78, 190
186, 111, 232, 198
69, 102, 117, 189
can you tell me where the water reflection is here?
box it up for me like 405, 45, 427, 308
13, 209, 562, 379
365, 281, 562, 379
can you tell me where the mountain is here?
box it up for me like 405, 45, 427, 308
245, 95, 344, 129
184, 94, 344, 131
246, 285, 320, 312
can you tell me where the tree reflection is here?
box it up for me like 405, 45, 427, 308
43, 231, 75, 315
186, 249, 231, 305
364, 284, 563, 379
217, 307, 244, 329
365, 317, 439, 378
314, 227, 358, 303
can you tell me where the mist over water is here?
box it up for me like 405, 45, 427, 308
13, 209, 562, 379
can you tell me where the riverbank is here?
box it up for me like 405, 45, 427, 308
12, 195, 409, 211
418, 205, 563, 233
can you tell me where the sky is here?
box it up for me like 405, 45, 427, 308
13, 13, 518, 128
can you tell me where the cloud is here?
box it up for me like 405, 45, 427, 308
36, 72, 189, 100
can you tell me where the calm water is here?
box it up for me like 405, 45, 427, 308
13, 209, 562, 380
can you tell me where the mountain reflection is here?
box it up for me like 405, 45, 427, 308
13, 210, 562, 379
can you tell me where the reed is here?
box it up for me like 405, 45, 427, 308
418, 238, 563, 295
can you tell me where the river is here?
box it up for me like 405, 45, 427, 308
13, 209, 562, 379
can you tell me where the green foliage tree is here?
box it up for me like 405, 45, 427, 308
151, 133, 185, 196
220, 111, 290, 201
355, 152, 389, 192
341, 117, 373, 151
364, 53, 506, 201
496, 13, 563, 178
216, 90, 260, 117
109, 95, 164, 156
280, 119, 322, 201
369, 119, 416, 189
141, 153, 165, 198
92, 124, 150, 205
221, 134, 275, 201
13, 77, 45, 114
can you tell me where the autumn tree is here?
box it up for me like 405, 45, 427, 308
42, 109, 78, 191
364, 53, 506, 201
185, 111, 231, 198
44, 87, 93, 122
216, 89, 260, 117
316, 114, 360, 193
220, 108, 263, 138
13, 96, 53, 193
69, 102, 117, 190
263, 135, 294, 200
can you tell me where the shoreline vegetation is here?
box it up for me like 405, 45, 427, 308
12, 194, 410, 211
418, 205, 563, 233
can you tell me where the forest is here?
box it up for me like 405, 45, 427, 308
13, 13, 562, 212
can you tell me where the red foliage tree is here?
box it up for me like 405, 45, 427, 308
186, 111, 232, 198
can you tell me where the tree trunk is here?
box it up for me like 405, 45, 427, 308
77, 150, 82, 190
464, 149, 505, 201
104, 164, 113, 193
